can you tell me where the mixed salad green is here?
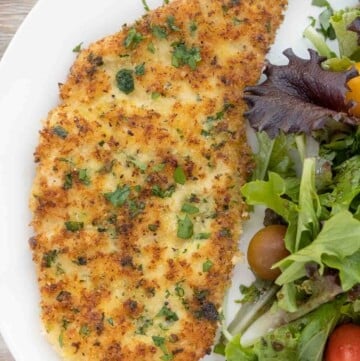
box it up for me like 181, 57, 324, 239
217, 2, 360, 361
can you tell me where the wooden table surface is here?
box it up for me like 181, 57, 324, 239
0, 1, 38, 359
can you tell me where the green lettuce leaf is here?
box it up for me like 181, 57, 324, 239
321, 155, 360, 215
241, 172, 296, 222
276, 210, 360, 290
252, 132, 296, 181
227, 300, 342, 361
331, 8, 360, 59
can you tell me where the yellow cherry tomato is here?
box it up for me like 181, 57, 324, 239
346, 63, 360, 117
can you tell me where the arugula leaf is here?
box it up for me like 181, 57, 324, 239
276, 210, 360, 290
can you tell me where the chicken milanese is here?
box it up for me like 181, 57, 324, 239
30, 0, 287, 360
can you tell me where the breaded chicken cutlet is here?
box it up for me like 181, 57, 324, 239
30, 0, 287, 360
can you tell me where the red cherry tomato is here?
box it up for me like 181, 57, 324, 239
247, 225, 289, 281
325, 323, 360, 361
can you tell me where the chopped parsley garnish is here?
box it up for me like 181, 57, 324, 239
171, 42, 201, 70
157, 304, 179, 322
202, 259, 213, 272
116, 69, 135, 94
135, 62, 146, 76
181, 203, 199, 214
152, 335, 166, 347
107, 318, 114, 326
152, 25, 168, 39
151, 91, 161, 100
63, 173, 73, 189
152, 336, 174, 361
124, 27, 143, 48
167, 15, 181, 32
42, 249, 58, 268
175, 282, 185, 297
135, 317, 153, 335
52, 125, 68, 139
128, 156, 147, 171
148, 223, 159, 232
152, 184, 176, 198
65, 221, 84, 232
189, 21, 198, 35
195, 232, 211, 240
174, 166, 186, 185
104, 185, 131, 207
78, 169, 91, 185
147, 42, 156, 53
177, 215, 194, 239
79, 324, 91, 337
152, 163, 165, 172
72, 42, 83, 53
127, 199, 145, 218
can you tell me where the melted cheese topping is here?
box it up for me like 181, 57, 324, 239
30, 0, 287, 360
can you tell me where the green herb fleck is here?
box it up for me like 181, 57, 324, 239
58, 330, 64, 348
152, 163, 165, 172
167, 16, 181, 31
177, 215, 193, 239
135, 62, 146, 76
202, 259, 213, 272
136, 317, 153, 335
147, 42, 156, 53
127, 199, 145, 218
148, 223, 159, 232
116, 69, 135, 94
72, 42, 83, 53
52, 125, 68, 139
151, 91, 161, 100
42, 250, 58, 268
65, 221, 84, 232
171, 42, 201, 70
195, 233, 211, 240
152, 25, 168, 39
181, 203, 199, 214
124, 27, 143, 48
189, 21, 197, 35
152, 335, 165, 347
79, 324, 90, 337
78, 169, 91, 185
63, 173, 73, 190
157, 304, 179, 322
107, 318, 114, 326
175, 282, 185, 297
104, 185, 131, 207
174, 166, 186, 185
152, 184, 176, 198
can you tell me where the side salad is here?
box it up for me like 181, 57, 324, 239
217, 2, 360, 361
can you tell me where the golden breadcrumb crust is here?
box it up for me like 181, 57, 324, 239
30, 0, 287, 360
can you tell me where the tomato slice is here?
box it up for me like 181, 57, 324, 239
325, 323, 360, 361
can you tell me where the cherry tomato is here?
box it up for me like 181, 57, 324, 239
325, 323, 360, 361
346, 63, 360, 117
247, 225, 289, 281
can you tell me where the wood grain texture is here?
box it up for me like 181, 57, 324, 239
0, 0, 37, 358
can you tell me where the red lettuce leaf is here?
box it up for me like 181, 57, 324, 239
244, 49, 359, 138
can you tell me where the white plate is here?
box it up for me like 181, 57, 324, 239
0, 0, 357, 360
